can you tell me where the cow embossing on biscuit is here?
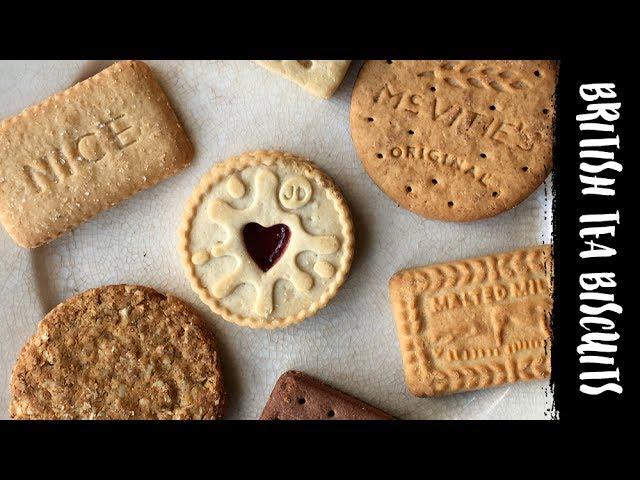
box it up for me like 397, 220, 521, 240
489, 297, 552, 348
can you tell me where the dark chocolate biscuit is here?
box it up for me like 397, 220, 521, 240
260, 370, 394, 420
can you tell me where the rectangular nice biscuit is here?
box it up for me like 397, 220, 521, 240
260, 370, 394, 420
254, 60, 351, 99
389, 245, 553, 396
0, 60, 194, 248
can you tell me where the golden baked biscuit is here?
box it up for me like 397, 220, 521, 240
350, 60, 558, 221
180, 150, 354, 328
389, 245, 553, 396
0, 60, 193, 248
11, 285, 224, 420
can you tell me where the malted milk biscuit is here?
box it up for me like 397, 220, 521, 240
389, 245, 553, 396
0, 60, 193, 248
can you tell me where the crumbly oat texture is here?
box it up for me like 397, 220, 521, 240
260, 370, 394, 420
254, 60, 351, 99
0, 60, 193, 248
10, 285, 225, 420
179, 150, 354, 329
389, 245, 553, 396
350, 60, 558, 222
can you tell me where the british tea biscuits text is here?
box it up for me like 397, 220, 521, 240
179, 150, 354, 329
260, 370, 394, 420
0, 60, 193, 248
350, 60, 558, 221
254, 61, 351, 99
10, 285, 225, 420
389, 245, 553, 396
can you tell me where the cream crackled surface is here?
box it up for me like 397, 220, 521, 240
0, 60, 554, 419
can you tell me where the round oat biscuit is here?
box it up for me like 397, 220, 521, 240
179, 150, 354, 329
350, 60, 558, 221
10, 285, 225, 420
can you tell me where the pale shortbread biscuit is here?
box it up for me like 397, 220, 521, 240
0, 60, 193, 248
11, 285, 225, 420
180, 151, 354, 329
389, 245, 553, 396
350, 60, 558, 221
254, 60, 351, 99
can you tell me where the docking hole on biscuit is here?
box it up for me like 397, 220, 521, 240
297, 397, 306, 405
386, 60, 393, 64
350, 60, 556, 223
376, 153, 383, 159
327, 409, 335, 418
522, 166, 529, 172
297, 60, 313, 69
367, 117, 374, 122
492, 191, 500, 197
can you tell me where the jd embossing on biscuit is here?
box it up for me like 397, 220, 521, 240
202, 168, 339, 317
179, 151, 354, 329
0, 61, 193, 248
389, 245, 553, 396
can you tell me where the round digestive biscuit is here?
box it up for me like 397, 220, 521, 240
350, 60, 558, 221
179, 151, 354, 329
10, 285, 225, 420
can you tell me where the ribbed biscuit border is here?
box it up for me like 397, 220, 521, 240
0, 60, 193, 248
388, 245, 553, 396
179, 150, 355, 329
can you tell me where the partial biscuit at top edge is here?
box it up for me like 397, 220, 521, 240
254, 60, 352, 99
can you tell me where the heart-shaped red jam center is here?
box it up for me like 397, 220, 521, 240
242, 223, 291, 272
